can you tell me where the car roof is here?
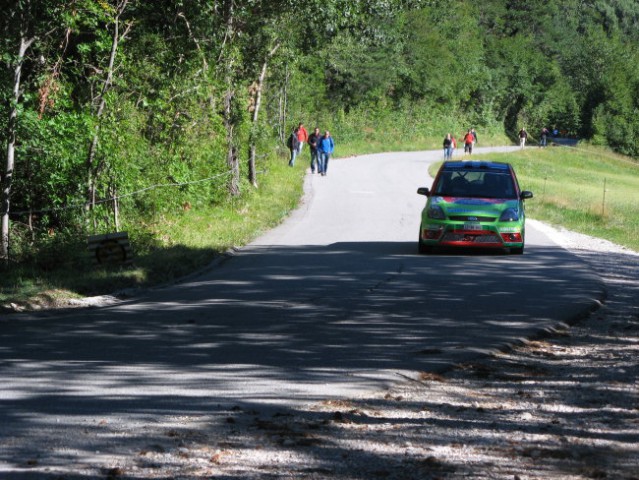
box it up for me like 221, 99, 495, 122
440, 161, 512, 172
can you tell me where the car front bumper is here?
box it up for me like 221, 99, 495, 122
420, 222, 524, 249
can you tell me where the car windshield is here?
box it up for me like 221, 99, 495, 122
434, 170, 517, 199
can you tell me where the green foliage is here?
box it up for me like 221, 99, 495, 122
324, 30, 402, 108
11, 108, 92, 223
400, 4, 486, 106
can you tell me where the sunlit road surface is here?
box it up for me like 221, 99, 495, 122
0, 147, 603, 469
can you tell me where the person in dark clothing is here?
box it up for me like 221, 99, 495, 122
287, 128, 300, 166
443, 133, 453, 160
519, 128, 528, 149
308, 127, 321, 173
540, 127, 549, 147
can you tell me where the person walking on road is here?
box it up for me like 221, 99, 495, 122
296, 122, 308, 155
463, 129, 474, 156
540, 127, 549, 147
443, 133, 453, 160
317, 130, 334, 176
471, 128, 478, 147
519, 128, 528, 149
287, 127, 300, 166
308, 127, 321, 174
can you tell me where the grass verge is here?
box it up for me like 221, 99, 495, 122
0, 154, 305, 310
431, 143, 639, 252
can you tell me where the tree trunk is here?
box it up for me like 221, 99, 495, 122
1, 35, 35, 263
278, 67, 290, 144
110, 183, 120, 231
221, 0, 240, 196
86, 0, 130, 215
224, 89, 240, 196
248, 43, 280, 188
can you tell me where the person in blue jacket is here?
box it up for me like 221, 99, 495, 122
317, 130, 334, 176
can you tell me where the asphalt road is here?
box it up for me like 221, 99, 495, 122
0, 147, 604, 473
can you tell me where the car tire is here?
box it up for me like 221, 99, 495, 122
418, 242, 433, 254
418, 226, 434, 254
418, 233, 434, 254
510, 246, 524, 255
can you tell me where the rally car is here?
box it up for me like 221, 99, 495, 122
417, 161, 533, 254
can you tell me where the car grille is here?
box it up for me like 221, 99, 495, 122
449, 215, 496, 222
474, 234, 501, 243
442, 233, 501, 243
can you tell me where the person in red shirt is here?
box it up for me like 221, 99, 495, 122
296, 122, 309, 154
463, 129, 474, 155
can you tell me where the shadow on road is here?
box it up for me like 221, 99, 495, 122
0, 240, 612, 477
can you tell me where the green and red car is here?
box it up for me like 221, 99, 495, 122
417, 161, 533, 254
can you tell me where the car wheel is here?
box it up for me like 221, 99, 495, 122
418, 226, 434, 254
510, 246, 524, 255
418, 242, 434, 254
418, 236, 433, 254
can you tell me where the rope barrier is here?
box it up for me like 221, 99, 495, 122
9, 170, 233, 216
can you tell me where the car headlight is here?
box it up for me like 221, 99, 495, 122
499, 208, 520, 222
427, 205, 446, 220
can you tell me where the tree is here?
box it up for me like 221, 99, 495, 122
85, 0, 133, 218
1, 0, 64, 263
248, 42, 280, 187
212, 0, 295, 194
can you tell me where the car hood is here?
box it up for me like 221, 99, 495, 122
429, 196, 521, 217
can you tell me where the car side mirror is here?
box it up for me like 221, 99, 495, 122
521, 191, 533, 200
417, 187, 430, 196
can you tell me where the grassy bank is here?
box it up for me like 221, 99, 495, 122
0, 154, 305, 310
512, 145, 639, 251
440, 144, 639, 252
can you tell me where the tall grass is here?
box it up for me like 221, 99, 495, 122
477, 145, 639, 251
